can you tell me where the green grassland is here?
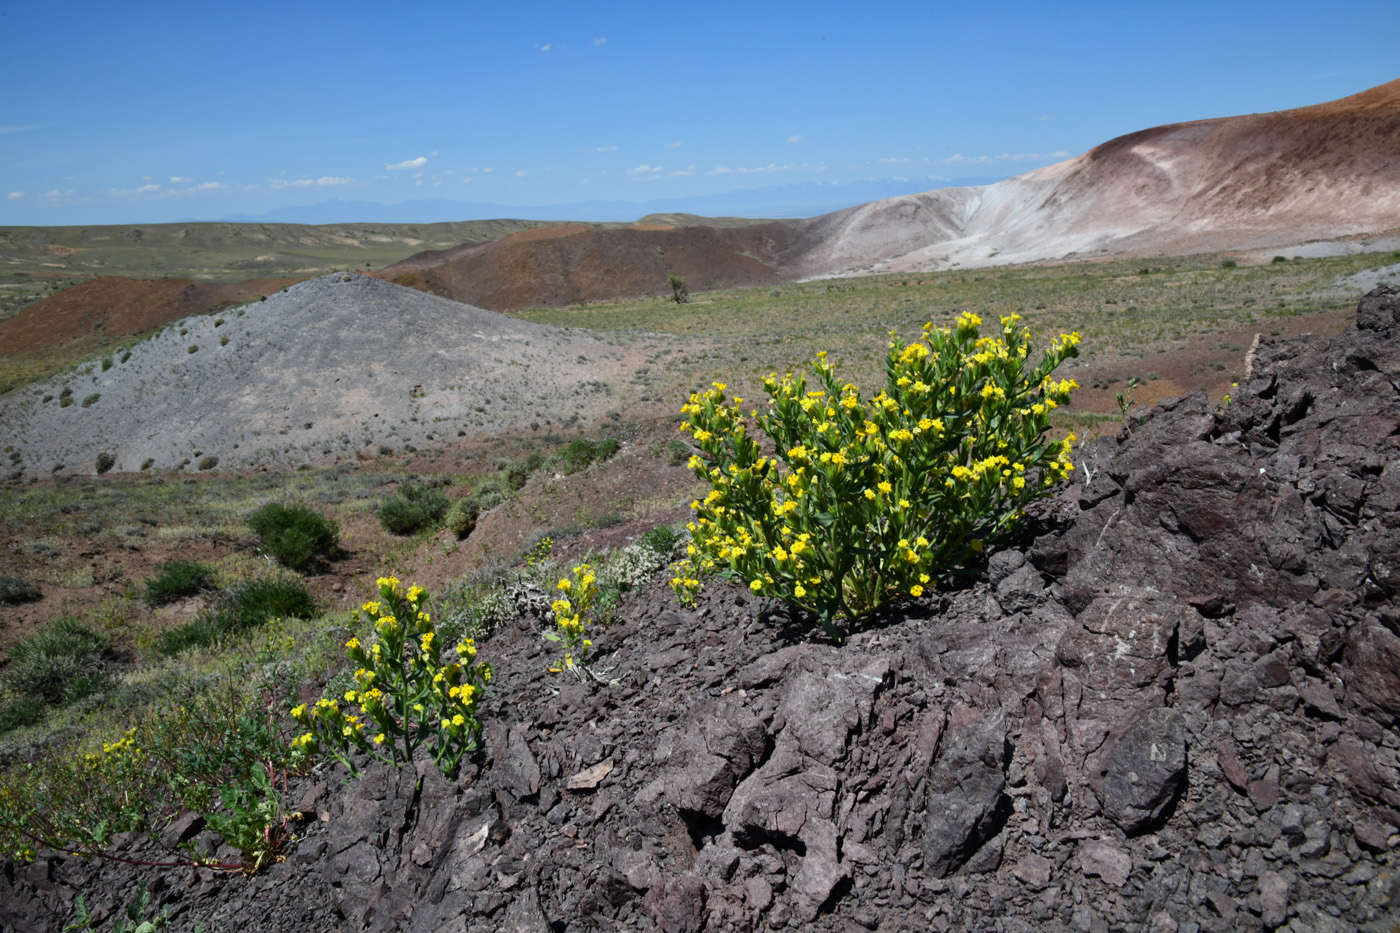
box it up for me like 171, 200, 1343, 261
0, 220, 568, 285
512, 250, 1400, 404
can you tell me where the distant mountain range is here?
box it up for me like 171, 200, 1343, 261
216, 178, 1009, 225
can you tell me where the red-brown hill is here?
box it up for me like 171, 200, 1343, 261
0, 275, 302, 357
376, 222, 813, 311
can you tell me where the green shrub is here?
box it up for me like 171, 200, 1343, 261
81, 394, 100, 408
639, 524, 683, 558
668, 275, 689, 304
198, 455, 219, 471
0, 575, 41, 605
1, 617, 113, 707
465, 477, 507, 513
0, 696, 45, 734
1220, 259, 1238, 269
94, 452, 115, 474
664, 440, 690, 466
101, 356, 113, 372
504, 461, 531, 491
560, 436, 620, 475
445, 499, 480, 540
143, 559, 216, 607
155, 578, 316, 656
248, 503, 339, 571
378, 483, 448, 535
679, 314, 1080, 638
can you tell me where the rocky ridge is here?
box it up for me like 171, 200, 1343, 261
4, 288, 1400, 932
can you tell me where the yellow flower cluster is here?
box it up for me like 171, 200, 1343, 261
292, 577, 491, 778
676, 314, 1080, 638
547, 564, 600, 676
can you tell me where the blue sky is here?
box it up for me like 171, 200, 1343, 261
2, 0, 1397, 226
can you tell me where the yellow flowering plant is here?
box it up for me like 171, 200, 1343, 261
291, 576, 492, 778
547, 563, 600, 679
679, 314, 1079, 639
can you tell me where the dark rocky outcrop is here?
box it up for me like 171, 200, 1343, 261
5, 288, 1400, 931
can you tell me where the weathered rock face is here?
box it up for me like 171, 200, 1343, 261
5, 287, 1400, 932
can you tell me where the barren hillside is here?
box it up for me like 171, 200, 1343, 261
805, 78, 1400, 275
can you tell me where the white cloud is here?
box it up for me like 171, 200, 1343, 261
669, 170, 693, 177
170, 175, 192, 183
0, 125, 39, 135
462, 177, 472, 183
134, 184, 161, 194
268, 176, 354, 190
593, 37, 607, 46
878, 157, 910, 164
385, 156, 428, 171
627, 164, 663, 175
786, 134, 803, 143
664, 141, 682, 148
584, 145, 619, 152
537, 43, 551, 51
7, 191, 22, 199
516, 170, 527, 177
941, 151, 1069, 165
708, 162, 825, 177
188, 181, 225, 191
483, 167, 493, 173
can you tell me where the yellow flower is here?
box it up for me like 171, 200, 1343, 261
910, 584, 924, 597
750, 580, 763, 592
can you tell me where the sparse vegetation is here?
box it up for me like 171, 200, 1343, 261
0, 617, 113, 711
154, 577, 317, 656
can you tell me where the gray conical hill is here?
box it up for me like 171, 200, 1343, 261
0, 274, 653, 475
